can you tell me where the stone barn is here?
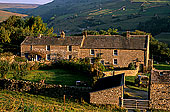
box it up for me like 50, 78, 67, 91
90, 73, 124, 105
149, 70, 170, 110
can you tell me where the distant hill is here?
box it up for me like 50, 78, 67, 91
155, 33, 170, 46
26, 0, 170, 34
0, 10, 27, 22
0, 3, 39, 22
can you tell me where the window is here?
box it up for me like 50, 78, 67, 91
160, 72, 164, 76
100, 60, 104, 65
113, 50, 118, 55
30, 45, 32, 51
90, 58, 95, 64
67, 46, 72, 51
90, 49, 95, 55
113, 59, 118, 65
46, 54, 50, 60
68, 55, 72, 60
46, 45, 50, 51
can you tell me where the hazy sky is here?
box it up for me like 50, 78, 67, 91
0, 0, 53, 4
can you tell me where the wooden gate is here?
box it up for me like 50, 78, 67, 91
122, 99, 150, 110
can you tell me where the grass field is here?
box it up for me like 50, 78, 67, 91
0, 89, 125, 111
125, 76, 148, 91
6, 69, 92, 86
0, 10, 27, 22
154, 63, 170, 70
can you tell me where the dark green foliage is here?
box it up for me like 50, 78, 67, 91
138, 17, 170, 36
11, 62, 28, 80
0, 16, 56, 54
128, 63, 136, 70
86, 28, 119, 35
0, 60, 10, 79
14, 56, 27, 62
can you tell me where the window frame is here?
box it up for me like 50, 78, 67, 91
30, 45, 32, 51
46, 54, 50, 60
113, 50, 118, 56
90, 49, 95, 55
113, 59, 118, 65
67, 46, 72, 51
46, 45, 50, 51
90, 58, 95, 64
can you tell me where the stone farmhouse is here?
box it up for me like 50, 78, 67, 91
149, 70, 170, 110
21, 32, 150, 69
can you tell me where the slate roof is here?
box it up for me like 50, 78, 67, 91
21, 36, 83, 46
92, 73, 124, 91
21, 35, 148, 50
81, 35, 147, 50
151, 70, 170, 84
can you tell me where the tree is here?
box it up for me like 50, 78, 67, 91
0, 60, 10, 79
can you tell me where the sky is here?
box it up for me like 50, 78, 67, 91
0, 0, 53, 4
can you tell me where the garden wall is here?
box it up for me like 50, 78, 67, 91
114, 69, 138, 76
0, 79, 92, 99
90, 86, 123, 105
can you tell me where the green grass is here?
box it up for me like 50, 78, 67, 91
125, 76, 148, 91
6, 69, 92, 86
154, 63, 170, 70
0, 89, 126, 111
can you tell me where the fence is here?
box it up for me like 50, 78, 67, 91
122, 99, 149, 110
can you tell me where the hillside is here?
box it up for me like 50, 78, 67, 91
0, 3, 39, 22
28, 0, 170, 34
0, 10, 27, 22
0, 89, 125, 111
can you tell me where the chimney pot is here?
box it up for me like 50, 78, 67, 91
126, 31, 130, 38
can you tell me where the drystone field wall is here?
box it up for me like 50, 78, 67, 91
150, 83, 170, 110
90, 86, 123, 105
0, 79, 91, 99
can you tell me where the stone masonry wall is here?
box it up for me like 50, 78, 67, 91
21, 45, 80, 60
150, 83, 170, 110
79, 49, 145, 68
0, 79, 91, 99
90, 86, 123, 105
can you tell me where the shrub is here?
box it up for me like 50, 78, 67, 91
128, 62, 136, 70
0, 60, 10, 79
14, 56, 27, 62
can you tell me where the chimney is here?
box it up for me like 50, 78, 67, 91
83, 31, 87, 37
60, 30, 65, 38
126, 31, 130, 38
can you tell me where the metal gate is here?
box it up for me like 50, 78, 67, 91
122, 99, 150, 110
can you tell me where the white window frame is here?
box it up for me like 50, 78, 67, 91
67, 55, 72, 60
113, 50, 118, 56
90, 49, 95, 55
46, 54, 50, 60
90, 58, 95, 64
46, 45, 50, 51
113, 59, 118, 65
67, 46, 72, 51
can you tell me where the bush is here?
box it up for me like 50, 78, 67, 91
14, 56, 27, 62
128, 62, 136, 70
0, 60, 10, 78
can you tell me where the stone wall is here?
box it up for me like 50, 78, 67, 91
150, 83, 170, 110
79, 49, 145, 68
0, 79, 91, 99
114, 69, 138, 76
90, 86, 123, 105
21, 45, 80, 60
149, 70, 170, 110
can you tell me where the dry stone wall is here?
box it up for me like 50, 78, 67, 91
0, 79, 91, 99
90, 86, 123, 105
